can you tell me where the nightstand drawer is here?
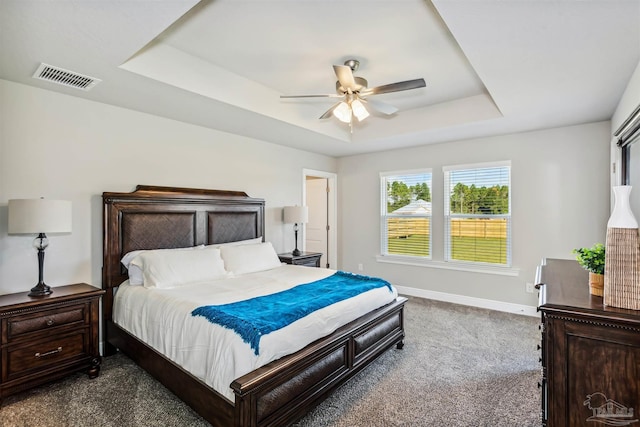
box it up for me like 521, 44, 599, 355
0, 283, 104, 400
8, 305, 85, 340
296, 258, 321, 267
278, 252, 323, 268
7, 332, 86, 379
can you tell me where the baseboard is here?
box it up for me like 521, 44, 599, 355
395, 285, 539, 317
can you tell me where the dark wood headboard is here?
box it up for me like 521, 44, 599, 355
101, 185, 264, 320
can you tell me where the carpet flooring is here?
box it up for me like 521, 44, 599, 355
0, 297, 541, 427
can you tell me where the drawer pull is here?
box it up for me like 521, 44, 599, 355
35, 347, 63, 358
46, 319, 54, 326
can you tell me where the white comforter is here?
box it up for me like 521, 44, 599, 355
113, 265, 397, 401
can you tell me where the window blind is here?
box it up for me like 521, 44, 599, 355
443, 162, 511, 266
380, 170, 432, 258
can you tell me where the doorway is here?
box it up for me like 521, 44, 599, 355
303, 169, 337, 269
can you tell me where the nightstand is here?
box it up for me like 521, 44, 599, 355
278, 252, 323, 267
0, 283, 104, 401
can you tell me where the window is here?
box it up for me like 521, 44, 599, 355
444, 162, 511, 266
380, 170, 432, 258
618, 104, 640, 217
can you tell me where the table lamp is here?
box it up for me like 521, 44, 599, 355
8, 198, 72, 296
283, 206, 308, 256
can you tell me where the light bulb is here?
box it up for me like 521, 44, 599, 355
333, 102, 352, 123
351, 99, 370, 122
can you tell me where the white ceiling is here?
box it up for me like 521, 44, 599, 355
1, 0, 639, 157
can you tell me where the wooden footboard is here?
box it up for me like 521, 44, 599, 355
232, 296, 406, 426
106, 296, 406, 427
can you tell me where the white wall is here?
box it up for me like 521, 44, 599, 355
0, 77, 620, 308
0, 80, 336, 296
612, 60, 640, 133
337, 121, 611, 306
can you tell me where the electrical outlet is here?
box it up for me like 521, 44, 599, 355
358, 263, 363, 271
525, 282, 535, 293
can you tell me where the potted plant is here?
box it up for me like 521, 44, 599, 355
573, 243, 605, 296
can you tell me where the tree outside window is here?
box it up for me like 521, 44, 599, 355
381, 170, 432, 258
444, 163, 511, 266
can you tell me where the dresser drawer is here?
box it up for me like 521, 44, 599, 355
6, 332, 86, 379
8, 304, 86, 340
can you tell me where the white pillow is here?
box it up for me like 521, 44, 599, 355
206, 237, 263, 249
130, 247, 228, 289
121, 250, 146, 285
121, 245, 203, 285
220, 241, 282, 275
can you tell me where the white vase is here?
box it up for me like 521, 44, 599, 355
607, 185, 638, 228
605, 185, 640, 309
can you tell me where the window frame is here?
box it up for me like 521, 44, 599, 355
618, 104, 640, 185
443, 161, 512, 268
380, 169, 433, 260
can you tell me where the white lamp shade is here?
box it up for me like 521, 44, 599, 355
332, 102, 352, 123
284, 206, 308, 224
351, 99, 370, 122
8, 199, 72, 234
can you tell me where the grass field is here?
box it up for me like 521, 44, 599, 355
388, 235, 430, 256
388, 235, 507, 264
451, 236, 507, 264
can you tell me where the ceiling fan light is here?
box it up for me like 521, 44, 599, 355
333, 102, 352, 123
351, 99, 369, 122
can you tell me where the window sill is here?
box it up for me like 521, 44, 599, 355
375, 255, 520, 277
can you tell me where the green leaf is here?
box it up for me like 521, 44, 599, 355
572, 243, 605, 275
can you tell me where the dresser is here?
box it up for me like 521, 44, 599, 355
278, 252, 323, 267
536, 258, 640, 427
0, 283, 104, 401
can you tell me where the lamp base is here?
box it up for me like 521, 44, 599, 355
292, 224, 301, 257
29, 283, 52, 297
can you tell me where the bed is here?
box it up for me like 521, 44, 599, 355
102, 185, 407, 427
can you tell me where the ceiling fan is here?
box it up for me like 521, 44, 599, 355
280, 59, 426, 127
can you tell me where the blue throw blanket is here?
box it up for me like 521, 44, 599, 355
191, 271, 393, 355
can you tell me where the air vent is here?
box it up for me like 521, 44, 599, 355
32, 63, 101, 91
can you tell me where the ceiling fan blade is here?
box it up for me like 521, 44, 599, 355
319, 102, 343, 119
362, 98, 399, 115
333, 65, 357, 91
280, 94, 341, 99
361, 78, 426, 96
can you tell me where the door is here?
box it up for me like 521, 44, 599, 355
305, 177, 328, 268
